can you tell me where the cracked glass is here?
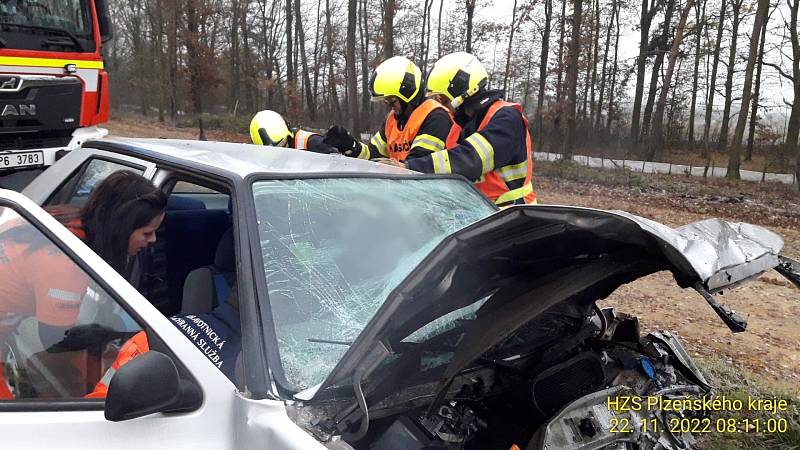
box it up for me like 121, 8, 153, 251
252, 177, 494, 389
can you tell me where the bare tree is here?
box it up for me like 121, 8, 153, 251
727, 0, 770, 178
466, 0, 477, 52
382, 0, 395, 59
701, 0, 726, 158
295, 0, 315, 119
347, 0, 359, 132
717, 0, 743, 151
537, 0, 553, 150
503, 0, 519, 92
687, 0, 707, 146
564, 0, 584, 157
630, 0, 661, 148
649, 0, 696, 160
746, 4, 770, 161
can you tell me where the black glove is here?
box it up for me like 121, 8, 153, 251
307, 134, 340, 154
323, 125, 358, 156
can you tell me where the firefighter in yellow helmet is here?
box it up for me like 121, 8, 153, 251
403, 52, 537, 206
322, 56, 459, 162
249, 110, 336, 153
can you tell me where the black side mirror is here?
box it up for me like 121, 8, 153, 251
104, 351, 202, 422
94, 0, 113, 43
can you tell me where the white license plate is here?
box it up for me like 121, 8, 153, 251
0, 151, 44, 169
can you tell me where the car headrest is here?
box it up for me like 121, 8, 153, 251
215, 227, 236, 272
167, 195, 207, 211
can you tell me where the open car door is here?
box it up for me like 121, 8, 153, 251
0, 189, 238, 449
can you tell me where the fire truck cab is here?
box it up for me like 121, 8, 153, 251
0, 0, 112, 190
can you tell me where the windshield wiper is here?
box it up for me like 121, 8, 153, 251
0, 23, 85, 51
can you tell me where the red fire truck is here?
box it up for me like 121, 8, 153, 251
0, 0, 112, 190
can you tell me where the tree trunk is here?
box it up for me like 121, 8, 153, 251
554, 0, 568, 150
718, 0, 742, 151
607, 1, 620, 131
537, 0, 552, 151
596, 0, 614, 131
382, 0, 395, 59
589, 0, 600, 127
641, 0, 675, 145
630, 0, 657, 148
295, 0, 315, 120
503, 0, 519, 92
746, 6, 769, 161
347, 0, 359, 132
649, 0, 696, 160
702, 0, 726, 158
285, 0, 295, 85
437, 0, 445, 57
787, 0, 800, 189
359, 0, 370, 126
465, 0, 476, 53
727, 0, 769, 178
325, 0, 340, 115
564, 0, 584, 158
688, 0, 706, 146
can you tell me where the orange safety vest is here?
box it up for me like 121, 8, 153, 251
384, 99, 460, 161
472, 101, 536, 205
85, 330, 150, 398
292, 129, 317, 150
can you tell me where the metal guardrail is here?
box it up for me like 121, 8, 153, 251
534, 152, 798, 185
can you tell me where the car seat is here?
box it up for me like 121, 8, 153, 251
180, 227, 236, 314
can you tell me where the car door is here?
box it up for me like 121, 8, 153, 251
0, 189, 238, 449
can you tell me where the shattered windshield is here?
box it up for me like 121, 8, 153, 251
252, 177, 494, 389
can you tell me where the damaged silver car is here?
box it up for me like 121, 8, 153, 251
2, 139, 797, 449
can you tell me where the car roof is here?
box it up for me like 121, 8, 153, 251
87, 138, 413, 178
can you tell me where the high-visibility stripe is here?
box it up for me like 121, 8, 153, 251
356, 142, 370, 159
465, 133, 494, 174
370, 133, 387, 157
431, 150, 452, 174
495, 182, 533, 205
411, 134, 445, 153
0, 56, 104, 70
497, 160, 528, 181
294, 130, 313, 150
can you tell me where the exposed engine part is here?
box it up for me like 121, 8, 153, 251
531, 352, 612, 416
370, 403, 486, 450
528, 386, 697, 450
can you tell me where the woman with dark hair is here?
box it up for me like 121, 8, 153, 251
0, 171, 166, 398
78, 171, 167, 276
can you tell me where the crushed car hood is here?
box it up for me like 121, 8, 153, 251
298, 205, 785, 401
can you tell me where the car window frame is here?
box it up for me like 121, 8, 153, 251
43, 155, 156, 207
0, 193, 198, 412
243, 171, 497, 397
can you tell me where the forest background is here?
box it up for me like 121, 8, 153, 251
104, 0, 800, 182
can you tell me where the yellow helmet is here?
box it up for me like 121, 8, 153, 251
250, 110, 293, 146
426, 52, 489, 109
368, 56, 422, 104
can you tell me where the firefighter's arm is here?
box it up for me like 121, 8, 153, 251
406, 107, 521, 181
85, 330, 150, 398
31, 248, 89, 329
407, 109, 453, 158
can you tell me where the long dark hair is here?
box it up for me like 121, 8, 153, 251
80, 171, 167, 275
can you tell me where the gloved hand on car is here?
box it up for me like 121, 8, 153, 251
307, 135, 340, 154
323, 125, 359, 156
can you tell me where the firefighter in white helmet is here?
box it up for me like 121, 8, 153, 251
403, 52, 536, 206
249, 110, 336, 153
322, 56, 459, 162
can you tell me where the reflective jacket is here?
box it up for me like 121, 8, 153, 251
406, 97, 536, 206
87, 303, 242, 398
353, 99, 460, 162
